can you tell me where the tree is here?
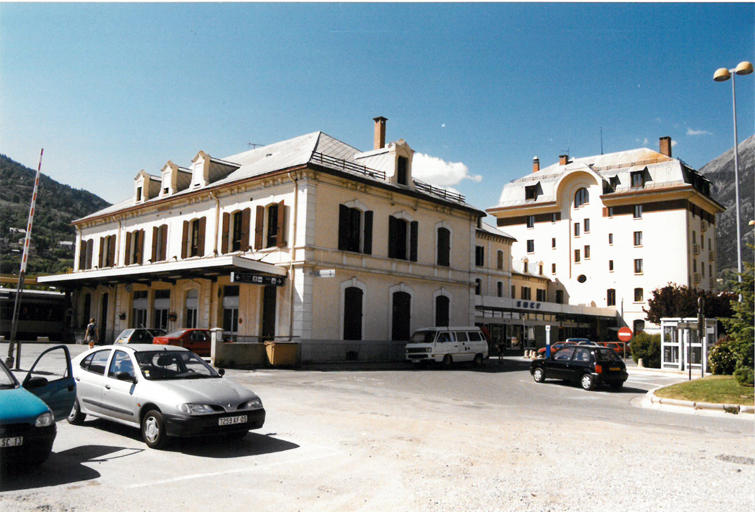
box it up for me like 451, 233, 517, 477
643, 284, 735, 325
721, 260, 754, 387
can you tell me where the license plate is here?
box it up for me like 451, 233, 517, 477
219, 415, 247, 426
610, 367, 621, 371
0, 436, 23, 448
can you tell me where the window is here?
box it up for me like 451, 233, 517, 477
608, 233, 614, 245
397, 157, 408, 185
339, 205, 373, 255
98, 235, 117, 268
526, 216, 535, 228
344, 287, 364, 339
132, 290, 148, 328
497, 250, 504, 270
574, 223, 580, 237
511, 285, 516, 299
633, 320, 645, 334
634, 231, 642, 246
693, 259, 697, 272
125, 230, 144, 265
692, 231, 697, 244
231, 210, 246, 252
607, 289, 616, 306
608, 207, 614, 218
584, 218, 590, 233
475, 246, 485, 266
523, 261, 529, 273
536, 289, 546, 302
136, 187, 142, 202
185, 289, 198, 328
633, 205, 642, 219
574, 249, 581, 263
437, 227, 450, 266
152, 224, 168, 262
555, 290, 564, 304
388, 215, 417, 261
574, 188, 589, 208
435, 295, 450, 327
538, 263, 543, 276
584, 245, 590, 259
108, 350, 135, 380
153, 289, 170, 330
497, 282, 503, 298
254, 201, 287, 250
634, 288, 644, 302
182, 217, 206, 258
609, 176, 620, 190
525, 185, 538, 200
223, 286, 239, 334
631, 171, 645, 188
527, 240, 535, 253
78, 239, 95, 270
702, 264, 705, 277
552, 237, 556, 249
609, 260, 614, 272
521, 287, 531, 300
552, 263, 556, 274
552, 212, 559, 223
634, 259, 643, 274
475, 279, 482, 296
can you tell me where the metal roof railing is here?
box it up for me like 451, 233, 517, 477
413, 180, 465, 203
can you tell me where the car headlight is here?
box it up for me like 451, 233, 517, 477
179, 403, 215, 415
35, 411, 54, 427
239, 397, 263, 410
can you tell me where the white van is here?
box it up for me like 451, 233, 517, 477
405, 327, 489, 367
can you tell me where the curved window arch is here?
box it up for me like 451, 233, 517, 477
574, 188, 589, 208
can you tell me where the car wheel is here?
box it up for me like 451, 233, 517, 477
610, 382, 624, 391
67, 399, 86, 425
533, 367, 546, 383
226, 430, 248, 440
473, 354, 484, 367
142, 410, 168, 449
581, 373, 596, 391
442, 355, 453, 368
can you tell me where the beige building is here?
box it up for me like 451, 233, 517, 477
40, 119, 486, 362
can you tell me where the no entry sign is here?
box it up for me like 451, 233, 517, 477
618, 327, 633, 342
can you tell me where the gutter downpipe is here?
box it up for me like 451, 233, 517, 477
287, 172, 299, 342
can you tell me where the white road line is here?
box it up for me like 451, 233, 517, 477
125, 446, 341, 489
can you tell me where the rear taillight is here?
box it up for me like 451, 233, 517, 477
595, 364, 603, 374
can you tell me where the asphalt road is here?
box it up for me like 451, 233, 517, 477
1, 343, 753, 512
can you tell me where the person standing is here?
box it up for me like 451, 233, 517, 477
85, 318, 99, 349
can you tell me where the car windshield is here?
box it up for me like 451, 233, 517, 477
164, 329, 188, 338
134, 351, 220, 380
0, 360, 19, 388
411, 332, 435, 344
595, 350, 622, 362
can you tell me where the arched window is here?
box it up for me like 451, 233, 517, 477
343, 287, 363, 340
437, 227, 450, 266
574, 188, 589, 208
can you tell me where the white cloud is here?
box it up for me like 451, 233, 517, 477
671, 140, 678, 147
686, 128, 712, 136
643, 138, 649, 145
412, 153, 482, 188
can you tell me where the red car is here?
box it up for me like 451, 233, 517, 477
536, 341, 576, 357
152, 329, 211, 357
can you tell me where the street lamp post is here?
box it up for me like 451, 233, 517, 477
714, 61, 753, 284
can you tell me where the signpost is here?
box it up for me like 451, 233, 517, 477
545, 325, 551, 359
230, 271, 286, 287
618, 327, 633, 360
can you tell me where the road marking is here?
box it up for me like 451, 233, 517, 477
125, 445, 340, 489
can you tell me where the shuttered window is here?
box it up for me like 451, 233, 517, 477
338, 205, 373, 254
182, 218, 206, 258
437, 228, 450, 267
388, 216, 417, 261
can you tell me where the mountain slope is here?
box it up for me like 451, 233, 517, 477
698, 134, 755, 275
0, 154, 111, 275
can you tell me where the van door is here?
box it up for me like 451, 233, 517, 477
454, 331, 472, 361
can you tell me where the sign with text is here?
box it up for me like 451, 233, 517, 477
230, 271, 286, 287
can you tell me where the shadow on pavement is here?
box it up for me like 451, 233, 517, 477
291, 357, 533, 374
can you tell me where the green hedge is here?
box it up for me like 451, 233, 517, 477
708, 336, 738, 375
631, 332, 661, 368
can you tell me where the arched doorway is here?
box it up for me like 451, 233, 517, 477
391, 291, 411, 341
343, 287, 363, 341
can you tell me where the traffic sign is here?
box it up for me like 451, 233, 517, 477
230, 271, 286, 287
618, 327, 633, 342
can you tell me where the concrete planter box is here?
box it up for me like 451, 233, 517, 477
265, 342, 301, 366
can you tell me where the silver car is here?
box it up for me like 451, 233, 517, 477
68, 344, 265, 449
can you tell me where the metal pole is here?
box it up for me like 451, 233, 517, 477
698, 297, 705, 378
730, 73, 743, 285
6, 149, 44, 369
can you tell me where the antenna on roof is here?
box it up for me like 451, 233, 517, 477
247, 143, 264, 149
600, 127, 604, 155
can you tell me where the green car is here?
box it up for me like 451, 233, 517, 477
0, 346, 76, 468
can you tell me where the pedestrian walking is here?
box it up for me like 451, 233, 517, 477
85, 318, 99, 349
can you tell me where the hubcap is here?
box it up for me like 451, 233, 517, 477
144, 417, 159, 442
68, 402, 78, 420
535, 369, 542, 380
582, 375, 591, 388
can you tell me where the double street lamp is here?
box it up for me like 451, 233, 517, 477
713, 61, 753, 283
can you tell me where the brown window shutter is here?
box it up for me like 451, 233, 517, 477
221, 212, 230, 254
107, 236, 116, 267
86, 240, 93, 269
135, 230, 144, 264
276, 200, 286, 247
602, 207, 608, 217
363, 211, 373, 255
197, 217, 206, 257
160, 225, 167, 261
254, 205, 264, 250
78, 241, 87, 270
181, 220, 189, 259
241, 208, 251, 250
98, 237, 105, 268
410, 221, 418, 262
124, 232, 132, 265
151, 226, 158, 262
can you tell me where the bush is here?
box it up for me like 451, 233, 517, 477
631, 332, 661, 368
708, 336, 738, 375
734, 367, 754, 387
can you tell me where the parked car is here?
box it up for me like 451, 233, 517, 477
600, 342, 629, 356
405, 327, 489, 367
152, 329, 211, 357
114, 328, 167, 344
529, 345, 628, 391
0, 345, 76, 468
536, 342, 574, 357
68, 344, 265, 449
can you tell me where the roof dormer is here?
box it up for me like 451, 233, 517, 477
160, 160, 192, 197
134, 170, 161, 204
190, 151, 240, 189
354, 117, 416, 191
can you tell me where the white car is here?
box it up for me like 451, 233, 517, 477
68, 344, 265, 449
405, 327, 489, 367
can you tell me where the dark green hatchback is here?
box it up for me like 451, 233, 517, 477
530, 346, 628, 391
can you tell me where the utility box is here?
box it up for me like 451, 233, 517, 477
265, 342, 300, 366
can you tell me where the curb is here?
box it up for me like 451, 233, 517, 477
645, 388, 754, 417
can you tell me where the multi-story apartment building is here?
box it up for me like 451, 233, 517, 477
486, 137, 724, 334
39, 118, 487, 362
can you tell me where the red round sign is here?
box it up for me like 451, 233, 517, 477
618, 327, 633, 342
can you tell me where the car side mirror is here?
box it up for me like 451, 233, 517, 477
218, 368, 225, 377
115, 372, 137, 383
24, 376, 49, 389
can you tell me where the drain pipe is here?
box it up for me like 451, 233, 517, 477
287, 172, 299, 341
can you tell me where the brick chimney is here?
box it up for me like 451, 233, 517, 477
559, 154, 569, 166
659, 136, 672, 157
373, 116, 388, 150
533, 157, 540, 173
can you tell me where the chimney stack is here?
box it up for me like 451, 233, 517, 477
373, 116, 388, 150
532, 157, 540, 173
559, 154, 569, 166
659, 136, 672, 157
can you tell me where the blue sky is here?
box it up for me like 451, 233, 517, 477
1, 2, 753, 212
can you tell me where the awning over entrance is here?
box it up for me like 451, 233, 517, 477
36, 255, 287, 288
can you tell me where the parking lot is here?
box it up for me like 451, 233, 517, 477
1, 342, 753, 512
